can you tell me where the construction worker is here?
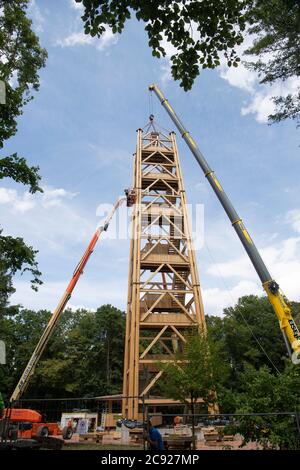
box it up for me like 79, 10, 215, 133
174, 415, 183, 426
147, 419, 165, 451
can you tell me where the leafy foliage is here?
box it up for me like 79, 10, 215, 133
75, 0, 247, 90
229, 363, 300, 449
0, 231, 42, 317
207, 295, 300, 448
1, 295, 300, 448
0, 0, 46, 299
0, 305, 125, 399
160, 330, 227, 407
245, 0, 300, 126
0, 0, 47, 146
159, 329, 228, 448
0, 153, 41, 193
207, 295, 289, 384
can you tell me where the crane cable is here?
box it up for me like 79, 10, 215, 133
203, 240, 281, 375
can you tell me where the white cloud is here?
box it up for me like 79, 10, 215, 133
203, 280, 262, 316
11, 278, 127, 312
0, 186, 76, 212
57, 31, 92, 47
203, 233, 300, 316
42, 186, 77, 208
241, 77, 300, 123
207, 255, 255, 281
0, 188, 16, 204
199, 207, 300, 316
28, 0, 45, 33
220, 62, 256, 93
219, 34, 256, 93
0, 185, 93, 255
96, 29, 118, 51
0, 187, 35, 213
287, 209, 300, 234
56, 29, 117, 51
158, 36, 178, 84
219, 34, 300, 124
160, 62, 172, 84
69, 0, 84, 11
241, 91, 275, 123
56, 1, 117, 52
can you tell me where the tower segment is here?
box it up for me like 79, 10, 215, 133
122, 125, 206, 419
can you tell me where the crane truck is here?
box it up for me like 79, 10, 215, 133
149, 83, 300, 364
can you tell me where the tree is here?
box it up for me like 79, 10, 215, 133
208, 295, 289, 383
56, 304, 126, 396
0, 233, 42, 318
0, 0, 47, 145
159, 330, 227, 449
245, 0, 300, 127
0, 305, 126, 400
0, 0, 47, 301
230, 363, 300, 449
75, 0, 247, 91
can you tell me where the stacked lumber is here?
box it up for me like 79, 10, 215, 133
203, 427, 221, 446
129, 428, 144, 445
79, 432, 105, 443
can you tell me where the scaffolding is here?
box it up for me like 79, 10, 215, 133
122, 123, 206, 420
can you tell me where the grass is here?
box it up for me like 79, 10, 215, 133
62, 443, 143, 451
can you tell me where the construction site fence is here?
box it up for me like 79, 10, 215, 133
4, 397, 300, 438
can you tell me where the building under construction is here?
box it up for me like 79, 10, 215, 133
6, 85, 300, 437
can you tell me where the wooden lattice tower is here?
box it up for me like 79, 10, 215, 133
122, 125, 206, 419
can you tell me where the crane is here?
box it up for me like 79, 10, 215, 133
149, 83, 300, 364
10, 190, 136, 403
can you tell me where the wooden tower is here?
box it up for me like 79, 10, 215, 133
122, 124, 206, 420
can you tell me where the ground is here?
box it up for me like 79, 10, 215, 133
63, 443, 143, 450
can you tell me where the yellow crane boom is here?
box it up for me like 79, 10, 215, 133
149, 83, 300, 364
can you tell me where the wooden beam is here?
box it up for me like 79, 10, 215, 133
140, 371, 163, 396
140, 326, 168, 359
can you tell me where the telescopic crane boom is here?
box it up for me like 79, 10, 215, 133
10, 192, 135, 403
149, 83, 300, 363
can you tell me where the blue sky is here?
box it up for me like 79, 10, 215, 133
1, 0, 300, 316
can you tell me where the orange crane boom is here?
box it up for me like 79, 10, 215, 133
10, 193, 134, 403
